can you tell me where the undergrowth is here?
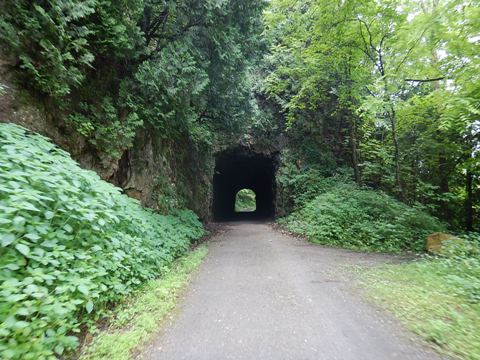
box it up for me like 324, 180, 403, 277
279, 180, 444, 252
79, 245, 208, 360
362, 235, 480, 359
0, 123, 204, 359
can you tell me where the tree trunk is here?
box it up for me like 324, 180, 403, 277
389, 107, 404, 199
349, 117, 362, 185
438, 152, 452, 220
465, 170, 473, 231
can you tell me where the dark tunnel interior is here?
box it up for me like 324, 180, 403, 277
213, 148, 278, 221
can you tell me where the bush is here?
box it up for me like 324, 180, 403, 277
279, 181, 445, 252
277, 162, 352, 211
0, 124, 204, 359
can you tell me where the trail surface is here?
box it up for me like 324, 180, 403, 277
140, 222, 442, 360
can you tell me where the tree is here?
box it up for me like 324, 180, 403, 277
261, 0, 480, 230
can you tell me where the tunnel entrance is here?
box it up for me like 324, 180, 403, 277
213, 148, 278, 221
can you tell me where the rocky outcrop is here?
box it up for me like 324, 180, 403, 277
426, 232, 458, 254
0, 49, 117, 178
110, 128, 214, 220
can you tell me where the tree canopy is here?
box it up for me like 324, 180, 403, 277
259, 0, 480, 230
0, 0, 266, 157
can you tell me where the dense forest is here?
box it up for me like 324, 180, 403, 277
0, 0, 479, 359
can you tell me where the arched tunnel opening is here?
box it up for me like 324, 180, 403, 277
213, 148, 278, 221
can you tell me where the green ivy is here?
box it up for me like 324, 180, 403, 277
0, 123, 204, 360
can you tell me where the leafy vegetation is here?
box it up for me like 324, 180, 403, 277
0, 123, 204, 360
3, 0, 480, 232
276, 160, 353, 214
259, 0, 480, 231
362, 235, 480, 359
235, 189, 256, 212
0, 0, 266, 158
79, 246, 208, 360
0, 1, 479, 358
280, 179, 444, 252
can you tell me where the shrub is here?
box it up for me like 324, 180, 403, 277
280, 181, 445, 252
0, 123, 204, 359
277, 162, 352, 210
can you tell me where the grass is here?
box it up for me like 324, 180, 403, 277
79, 245, 208, 360
361, 259, 480, 360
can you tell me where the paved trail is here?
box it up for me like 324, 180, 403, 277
140, 222, 442, 360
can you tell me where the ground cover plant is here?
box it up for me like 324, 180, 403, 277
362, 235, 480, 359
79, 245, 208, 360
0, 123, 204, 360
279, 181, 444, 252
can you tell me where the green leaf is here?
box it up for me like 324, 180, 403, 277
78, 285, 89, 295
16, 308, 30, 316
13, 321, 29, 330
24, 233, 40, 241
5, 263, 20, 270
54, 344, 64, 355
15, 243, 30, 256
85, 300, 94, 313
1, 234, 16, 247
41, 240, 57, 248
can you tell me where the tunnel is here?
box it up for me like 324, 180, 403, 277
213, 147, 278, 221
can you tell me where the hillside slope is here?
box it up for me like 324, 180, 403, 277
0, 123, 204, 359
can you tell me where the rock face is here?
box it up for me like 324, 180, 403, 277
0, 50, 214, 220
1, 46, 289, 222
109, 128, 214, 220
426, 232, 457, 254
0, 51, 58, 143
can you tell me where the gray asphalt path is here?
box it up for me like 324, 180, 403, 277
139, 222, 442, 360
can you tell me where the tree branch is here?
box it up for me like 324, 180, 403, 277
404, 77, 445, 82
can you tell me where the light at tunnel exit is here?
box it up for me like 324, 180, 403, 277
235, 189, 256, 212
